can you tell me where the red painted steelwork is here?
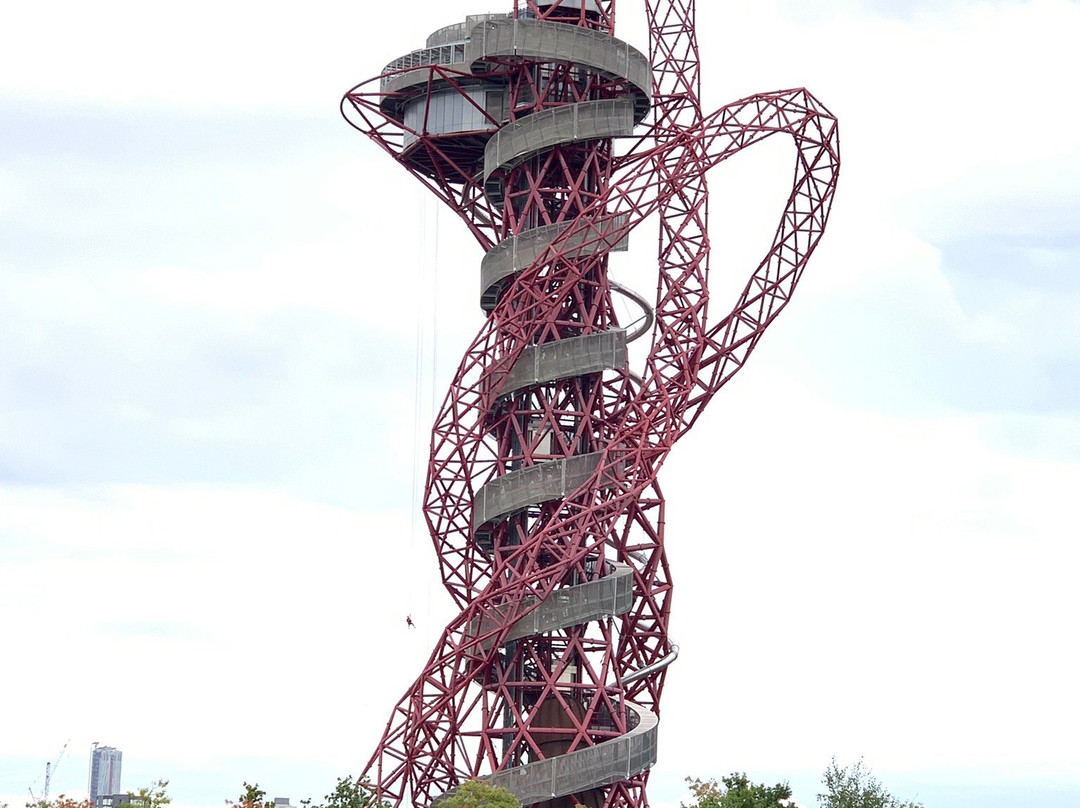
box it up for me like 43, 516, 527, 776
341, 2, 839, 807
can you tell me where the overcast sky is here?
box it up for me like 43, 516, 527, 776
2, 1, 1078, 808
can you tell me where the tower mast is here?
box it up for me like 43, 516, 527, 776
341, 3, 840, 807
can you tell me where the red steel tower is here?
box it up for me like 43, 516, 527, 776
341, 2, 839, 807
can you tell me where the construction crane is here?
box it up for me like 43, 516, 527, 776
28, 740, 69, 804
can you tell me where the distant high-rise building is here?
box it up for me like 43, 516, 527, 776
89, 745, 122, 804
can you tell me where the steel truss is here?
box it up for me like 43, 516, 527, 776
341, 2, 839, 807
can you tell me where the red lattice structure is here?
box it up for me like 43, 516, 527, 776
341, 2, 839, 808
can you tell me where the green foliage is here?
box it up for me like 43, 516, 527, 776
303, 777, 384, 808
26, 796, 93, 808
120, 780, 172, 808
437, 781, 519, 808
683, 774, 792, 808
229, 783, 274, 808
817, 759, 923, 808
682, 777, 725, 808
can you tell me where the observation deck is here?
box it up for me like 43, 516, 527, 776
375, 8, 649, 182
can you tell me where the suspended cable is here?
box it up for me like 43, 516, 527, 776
408, 195, 440, 637
408, 194, 429, 628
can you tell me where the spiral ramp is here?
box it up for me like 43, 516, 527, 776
465, 310, 663, 805
374, 7, 666, 807
464, 13, 661, 796
460, 556, 664, 806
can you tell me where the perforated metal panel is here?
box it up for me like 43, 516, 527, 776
499, 330, 627, 398
465, 18, 652, 116
480, 216, 629, 311
482, 703, 658, 804
466, 562, 635, 655
472, 452, 603, 535
483, 99, 636, 202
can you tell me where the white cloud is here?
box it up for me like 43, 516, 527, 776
0, 2, 414, 111
0, 485, 452, 766
651, 365, 1080, 780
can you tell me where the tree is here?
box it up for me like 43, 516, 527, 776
121, 780, 172, 808
304, 777, 384, 808
683, 774, 793, 808
228, 783, 274, 808
26, 796, 93, 808
437, 781, 519, 808
817, 759, 923, 808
